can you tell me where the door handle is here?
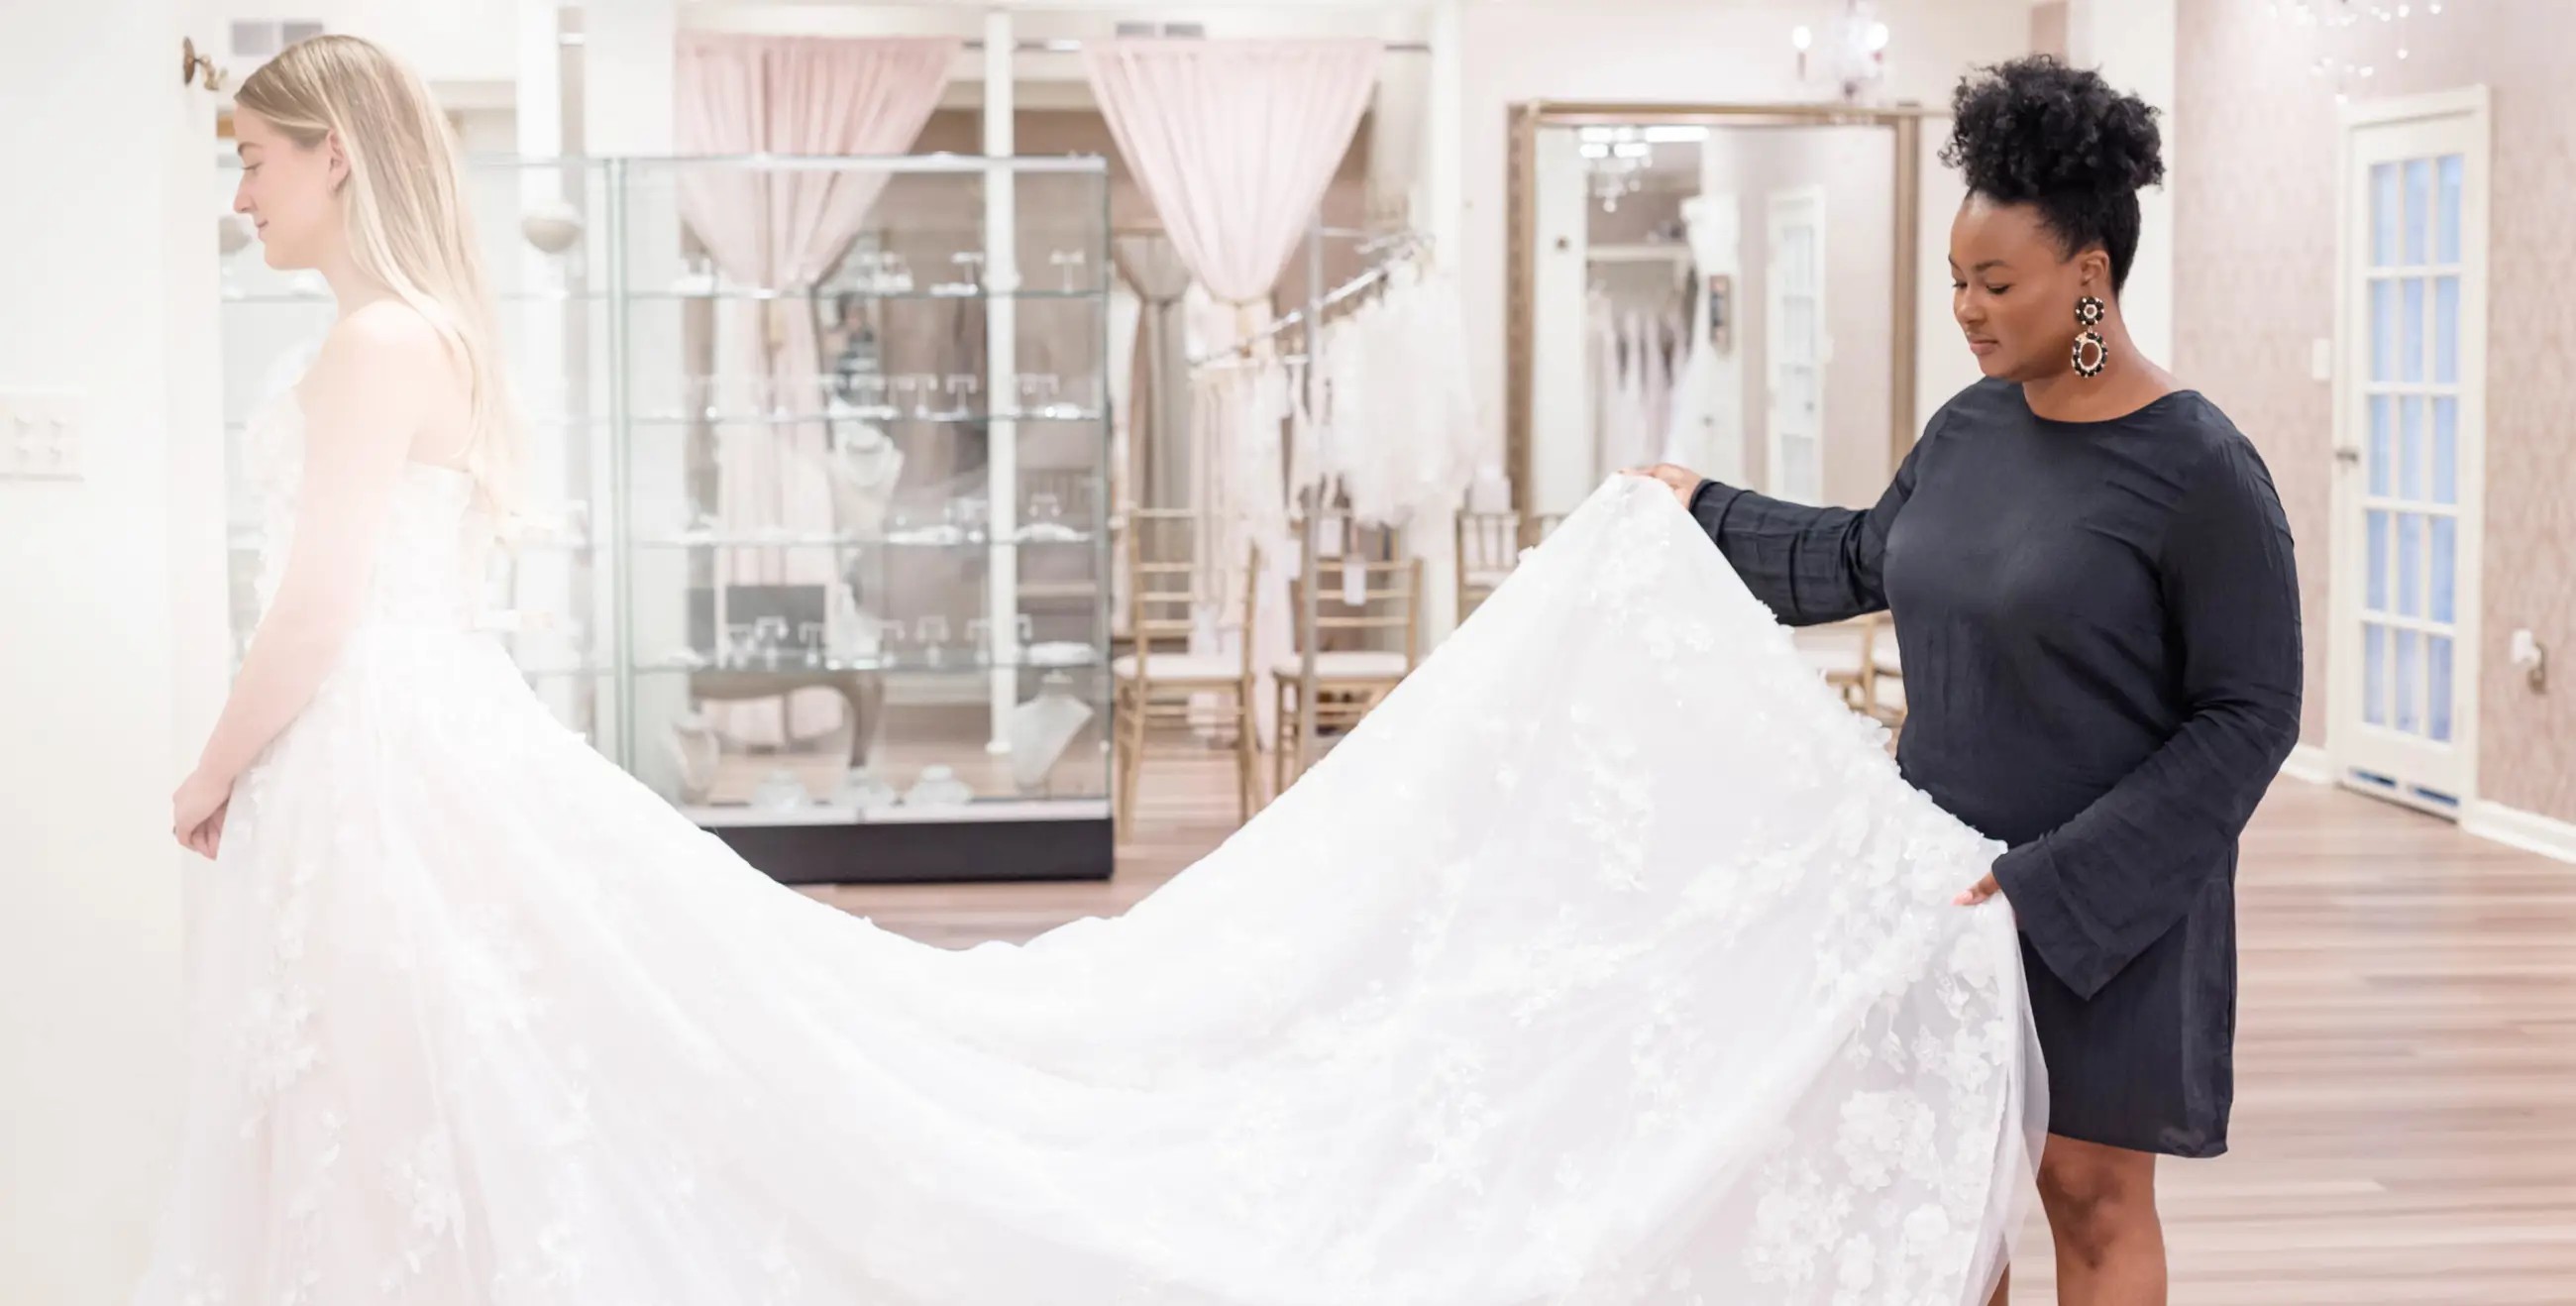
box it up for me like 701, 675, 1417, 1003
2333, 446, 2362, 465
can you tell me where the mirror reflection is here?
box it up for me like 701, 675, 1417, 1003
1524, 119, 1899, 516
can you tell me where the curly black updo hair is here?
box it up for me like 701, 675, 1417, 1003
1941, 55, 2165, 293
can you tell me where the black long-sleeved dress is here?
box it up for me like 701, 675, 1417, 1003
1687, 378, 2302, 1156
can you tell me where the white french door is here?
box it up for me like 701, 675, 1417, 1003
1765, 185, 1826, 504
2329, 88, 2489, 814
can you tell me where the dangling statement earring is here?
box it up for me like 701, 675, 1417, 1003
2072, 294, 2109, 379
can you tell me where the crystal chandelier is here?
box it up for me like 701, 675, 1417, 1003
1790, 0, 1891, 104
1575, 126, 1708, 213
2271, 0, 2455, 102
1578, 127, 1653, 212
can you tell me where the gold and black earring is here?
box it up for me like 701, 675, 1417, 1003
2071, 294, 2108, 379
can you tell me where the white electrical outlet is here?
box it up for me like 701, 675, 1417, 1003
0, 390, 84, 482
2309, 338, 2333, 381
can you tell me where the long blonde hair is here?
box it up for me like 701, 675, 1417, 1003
236, 35, 521, 521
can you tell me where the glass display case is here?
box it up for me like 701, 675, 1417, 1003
216, 154, 1115, 883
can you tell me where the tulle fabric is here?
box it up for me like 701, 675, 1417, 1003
135, 410, 2042, 1305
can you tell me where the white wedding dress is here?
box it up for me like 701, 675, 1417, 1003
134, 393, 2042, 1306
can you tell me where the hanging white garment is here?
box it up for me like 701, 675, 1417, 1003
1610, 310, 1659, 479
139, 428, 2045, 1303
1324, 265, 1483, 530
1282, 263, 1485, 644
1664, 331, 1711, 471
1313, 304, 1385, 521
1664, 194, 1743, 481
1403, 267, 1486, 517
1188, 353, 1296, 748
1640, 311, 1675, 467
1107, 278, 1144, 497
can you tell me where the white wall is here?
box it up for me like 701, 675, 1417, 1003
2067, 0, 2176, 365
189, 0, 522, 86
1527, 127, 1595, 516
1455, 0, 2033, 483
1701, 125, 1898, 508
0, 0, 218, 1300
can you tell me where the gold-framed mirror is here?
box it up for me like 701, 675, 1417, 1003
1505, 101, 1929, 518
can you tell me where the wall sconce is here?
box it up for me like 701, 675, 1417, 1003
180, 37, 229, 92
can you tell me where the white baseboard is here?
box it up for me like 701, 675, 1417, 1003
2462, 801, 2576, 865
2286, 738, 2575, 863
2280, 743, 2333, 785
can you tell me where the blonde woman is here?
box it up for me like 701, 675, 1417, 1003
144, 35, 2046, 1305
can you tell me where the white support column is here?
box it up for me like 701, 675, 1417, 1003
583, 0, 676, 157
984, 5, 1021, 749
2069, 0, 2177, 366
1421, 0, 1466, 645
516, 0, 580, 728
515, 1, 566, 405
1529, 125, 1593, 517
585, 0, 683, 784
1428, 0, 1464, 280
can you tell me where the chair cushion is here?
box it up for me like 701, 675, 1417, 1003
1797, 647, 1864, 678
1793, 626, 1870, 680
1270, 650, 1411, 681
1113, 652, 1241, 683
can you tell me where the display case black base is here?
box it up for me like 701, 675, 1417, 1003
714, 816, 1116, 885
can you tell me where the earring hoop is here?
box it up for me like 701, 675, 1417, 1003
2072, 295, 2109, 379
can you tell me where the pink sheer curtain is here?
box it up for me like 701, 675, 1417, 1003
674, 34, 956, 744
1084, 39, 1382, 748
1082, 39, 1382, 306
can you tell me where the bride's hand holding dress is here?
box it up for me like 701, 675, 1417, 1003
170, 774, 228, 858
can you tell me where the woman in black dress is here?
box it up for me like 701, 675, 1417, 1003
1632, 57, 2302, 1304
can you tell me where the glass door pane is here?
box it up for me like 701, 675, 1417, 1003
2355, 148, 2468, 754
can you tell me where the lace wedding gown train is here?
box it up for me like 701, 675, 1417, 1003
134, 395, 2042, 1306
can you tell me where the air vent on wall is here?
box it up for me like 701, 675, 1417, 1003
1114, 22, 1206, 39
229, 19, 325, 60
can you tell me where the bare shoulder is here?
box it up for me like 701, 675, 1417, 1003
300, 299, 460, 421
314, 299, 446, 375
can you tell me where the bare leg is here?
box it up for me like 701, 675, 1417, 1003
2036, 1134, 2166, 1305
1986, 1263, 2010, 1306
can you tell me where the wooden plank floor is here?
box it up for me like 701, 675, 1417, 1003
805, 746, 2576, 1303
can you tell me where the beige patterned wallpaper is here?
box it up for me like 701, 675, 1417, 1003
2174, 0, 2574, 823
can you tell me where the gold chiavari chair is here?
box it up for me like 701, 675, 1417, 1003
1864, 614, 1904, 727
1796, 611, 1902, 727
1453, 509, 1525, 621
1272, 534, 1424, 796
1113, 510, 1260, 827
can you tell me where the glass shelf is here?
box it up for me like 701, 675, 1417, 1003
221, 409, 1101, 432
635, 651, 1104, 676
633, 531, 1096, 549
521, 663, 619, 679
620, 409, 1103, 426
220, 409, 1103, 432
219, 286, 1106, 305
